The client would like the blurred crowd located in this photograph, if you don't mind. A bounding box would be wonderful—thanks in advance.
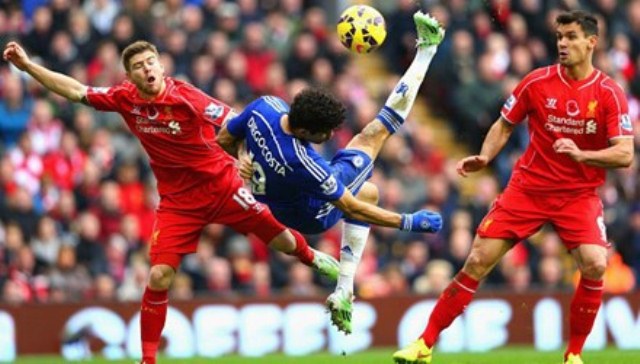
[0,0,638,305]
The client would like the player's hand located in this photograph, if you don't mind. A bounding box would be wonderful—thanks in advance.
[400,210,442,233]
[553,138,584,162]
[237,154,254,180]
[456,155,489,177]
[3,42,30,71]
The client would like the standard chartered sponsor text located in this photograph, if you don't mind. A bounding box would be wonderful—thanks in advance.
[545,123,585,134]
[547,114,585,126]
[545,114,587,134]
[136,125,174,134]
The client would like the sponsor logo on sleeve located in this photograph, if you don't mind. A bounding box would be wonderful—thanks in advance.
[504,95,516,111]
[91,87,110,94]
[621,114,632,131]
[352,155,364,168]
[320,175,338,195]
[205,103,224,119]
[479,218,493,233]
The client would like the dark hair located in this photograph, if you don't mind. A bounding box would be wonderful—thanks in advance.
[556,10,599,36]
[121,41,159,72]
[288,88,346,134]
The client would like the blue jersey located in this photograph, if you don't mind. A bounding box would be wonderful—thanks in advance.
[226,96,349,233]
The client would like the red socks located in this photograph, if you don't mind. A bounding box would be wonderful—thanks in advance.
[289,229,314,266]
[415,271,603,359]
[141,287,169,364]
[565,277,603,360]
[421,271,479,347]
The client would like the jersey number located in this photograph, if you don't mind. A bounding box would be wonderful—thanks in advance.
[250,162,267,195]
[233,187,257,210]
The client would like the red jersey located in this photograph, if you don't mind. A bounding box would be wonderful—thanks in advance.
[86,77,236,197]
[501,65,632,193]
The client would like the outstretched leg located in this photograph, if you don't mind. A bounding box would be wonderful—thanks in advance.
[393,237,512,364]
[220,191,341,282]
[346,11,445,160]
[326,11,445,336]
[270,228,340,282]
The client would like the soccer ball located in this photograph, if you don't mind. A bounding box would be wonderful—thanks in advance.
[337,5,386,54]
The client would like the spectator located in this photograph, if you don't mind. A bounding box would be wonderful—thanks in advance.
[0,74,32,149]
[117,254,148,301]
[31,216,63,268]
[182,5,208,54]
[284,262,322,297]
[92,273,116,301]
[240,22,276,93]
[82,0,120,36]
[453,53,505,151]
[413,259,454,295]
[538,256,565,291]
[111,14,138,53]
[28,98,63,155]
[284,31,318,80]
[205,257,235,297]
[21,6,53,59]
[8,134,43,196]
[599,247,636,294]
[2,187,40,241]
[48,245,92,301]
[400,240,429,285]
[92,181,122,243]
[251,262,272,297]
[68,9,99,63]
[49,31,78,74]
[169,272,194,301]
[42,130,86,191]
[74,212,108,277]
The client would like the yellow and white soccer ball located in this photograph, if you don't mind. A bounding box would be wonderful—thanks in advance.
[336,5,387,54]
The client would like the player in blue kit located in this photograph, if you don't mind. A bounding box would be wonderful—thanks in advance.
[217,11,445,334]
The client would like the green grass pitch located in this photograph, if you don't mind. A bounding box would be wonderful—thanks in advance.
[13,347,640,364]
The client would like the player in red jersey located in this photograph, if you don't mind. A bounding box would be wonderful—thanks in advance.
[393,10,634,364]
[3,40,339,364]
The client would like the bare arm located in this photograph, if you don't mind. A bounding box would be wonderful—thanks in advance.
[457,116,515,176]
[478,116,516,162]
[216,126,242,158]
[3,42,87,103]
[554,137,634,168]
[331,189,401,228]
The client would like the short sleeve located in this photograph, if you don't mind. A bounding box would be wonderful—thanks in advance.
[226,99,264,138]
[500,69,549,124]
[603,81,633,140]
[291,140,345,202]
[179,84,231,127]
[86,85,127,112]
[501,82,530,125]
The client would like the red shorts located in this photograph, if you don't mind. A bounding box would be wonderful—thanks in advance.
[477,185,609,250]
[149,180,286,268]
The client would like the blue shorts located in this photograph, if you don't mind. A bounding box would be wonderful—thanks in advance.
[272,149,373,234]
